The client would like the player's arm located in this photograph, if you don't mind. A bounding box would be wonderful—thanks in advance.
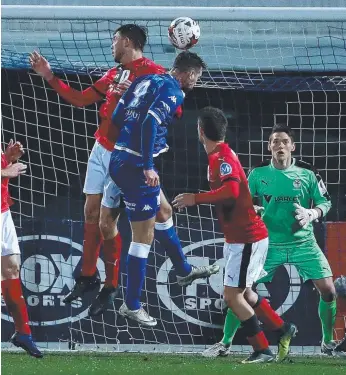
[309,168,331,217]
[173,158,241,208]
[247,168,264,214]
[294,167,331,228]
[142,82,183,171]
[29,51,105,107]
[1,163,27,179]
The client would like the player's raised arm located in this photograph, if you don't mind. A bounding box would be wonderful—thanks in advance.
[29,51,106,107]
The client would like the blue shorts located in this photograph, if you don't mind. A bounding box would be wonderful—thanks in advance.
[109,150,160,221]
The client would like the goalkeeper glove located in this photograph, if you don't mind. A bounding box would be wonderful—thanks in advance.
[253,205,264,215]
[293,203,319,228]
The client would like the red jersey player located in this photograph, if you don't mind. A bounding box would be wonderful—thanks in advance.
[29,24,166,316]
[173,107,295,363]
[1,141,42,357]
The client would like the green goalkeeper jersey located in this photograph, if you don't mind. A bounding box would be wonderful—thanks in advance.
[248,158,331,247]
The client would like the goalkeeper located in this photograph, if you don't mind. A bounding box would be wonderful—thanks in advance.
[203,124,345,359]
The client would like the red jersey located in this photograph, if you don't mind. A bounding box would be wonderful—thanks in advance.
[49,57,166,151]
[1,152,12,213]
[195,143,267,243]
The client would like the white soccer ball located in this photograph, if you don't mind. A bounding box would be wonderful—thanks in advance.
[168,17,200,50]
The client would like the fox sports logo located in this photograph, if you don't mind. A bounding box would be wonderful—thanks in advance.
[1,235,105,326]
[157,239,301,328]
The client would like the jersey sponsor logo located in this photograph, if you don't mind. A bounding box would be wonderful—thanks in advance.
[293,179,302,189]
[156,239,301,328]
[274,196,299,203]
[1,235,105,326]
[168,95,177,104]
[124,201,136,211]
[220,163,232,176]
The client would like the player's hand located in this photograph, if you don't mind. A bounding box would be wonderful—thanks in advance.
[293,203,319,229]
[113,79,132,95]
[5,139,24,163]
[253,205,264,214]
[29,51,54,81]
[144,169,160,187]
[172,193,196,210]
[3,163,27,178]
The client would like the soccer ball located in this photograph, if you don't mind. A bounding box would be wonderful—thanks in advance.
[168,17,200,50]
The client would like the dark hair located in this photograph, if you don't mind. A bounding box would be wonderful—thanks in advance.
[270,124,295,142]
[115,24,147,51]
[198,107,228,142]
[173,51,206,72]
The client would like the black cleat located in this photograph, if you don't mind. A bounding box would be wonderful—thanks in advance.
[333,334,346,357]
[11,332,43,358]
[242,349,275,364]
[63,273,100,304]
[88,286,120,316]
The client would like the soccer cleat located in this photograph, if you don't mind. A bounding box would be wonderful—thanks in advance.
[201,342,232,358]
[88,286,120,317]
[334,334,346,357]
[119,302,157,327]
[10,332,43,358]
[322,337,346,357]
[241,349,275,364]
[176,264,220,287]
[63,273,100,304]
[276,322,298,362]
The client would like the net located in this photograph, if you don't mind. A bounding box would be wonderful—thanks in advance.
[1,6,346,353]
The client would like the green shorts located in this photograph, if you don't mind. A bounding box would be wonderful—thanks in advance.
[257,241,333,283]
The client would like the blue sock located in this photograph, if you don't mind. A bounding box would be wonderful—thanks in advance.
[155,218,192,276]
[125,242,151,311]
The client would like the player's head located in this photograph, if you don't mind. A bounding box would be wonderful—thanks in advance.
[197,107,228,144]
[171,51,206,92]
[112,24,147,63]
[268,124,296,162]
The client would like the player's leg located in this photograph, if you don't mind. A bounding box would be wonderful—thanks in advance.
[64,143,108,304]
[88,177,123,316]
[289,242,344,356]
[223,240,274,364]
[110,156,160,327]
[155,190,219,285]
[1,211,42,358]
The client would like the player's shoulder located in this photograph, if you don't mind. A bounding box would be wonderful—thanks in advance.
[294,159,318,175]
[103,67,118,78]
[250,159,271,171]
[139,58,166,74]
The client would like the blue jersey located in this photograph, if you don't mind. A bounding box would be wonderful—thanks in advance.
[111,74,184,169]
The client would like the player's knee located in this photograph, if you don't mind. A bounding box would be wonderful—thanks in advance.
[320,289,336,302]
[2,262,20,280]
[315,278,336,302]
[84,204,100,224]
[99,209,119,239]
[156,203,172,223]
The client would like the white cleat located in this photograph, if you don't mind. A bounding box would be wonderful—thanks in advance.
[119,303,157,327]
[201,342,232,358]
[177,264,220,287]
[321,340,346,357]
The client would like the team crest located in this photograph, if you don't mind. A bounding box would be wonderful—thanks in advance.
[220,162,232,176]
[293,179,301,188]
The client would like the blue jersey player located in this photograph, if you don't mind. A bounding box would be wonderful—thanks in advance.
[109,52,219,326]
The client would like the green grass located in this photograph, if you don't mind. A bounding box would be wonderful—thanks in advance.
[1,352,345,375]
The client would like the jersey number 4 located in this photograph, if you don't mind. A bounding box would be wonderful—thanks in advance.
[130,80,151,107]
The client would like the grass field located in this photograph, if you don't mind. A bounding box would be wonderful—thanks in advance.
[1,352,345,375]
